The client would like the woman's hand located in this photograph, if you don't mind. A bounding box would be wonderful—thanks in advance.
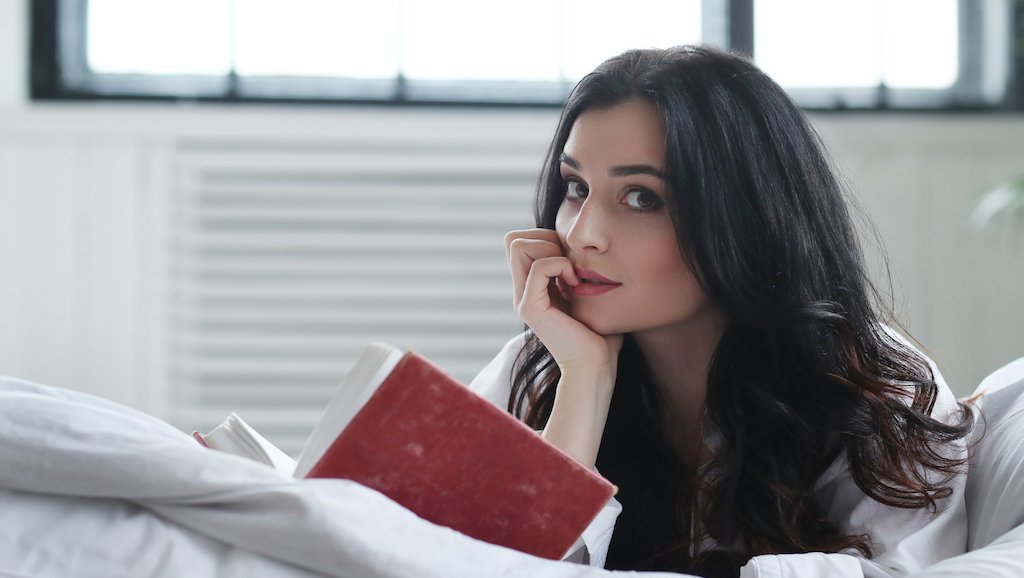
[504,228,623,468]
[504,228,622,371]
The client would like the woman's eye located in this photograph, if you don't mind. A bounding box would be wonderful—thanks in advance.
[565,180,589,200]
[623,189,664,211]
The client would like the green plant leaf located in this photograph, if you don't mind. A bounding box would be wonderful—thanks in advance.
[970,176,1024,230]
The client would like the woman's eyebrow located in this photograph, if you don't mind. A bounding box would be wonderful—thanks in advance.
[610,165,667,180]
[559,153,581,170]
[559,153,666,180]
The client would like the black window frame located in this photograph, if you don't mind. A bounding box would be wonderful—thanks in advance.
[30,0,1024,110]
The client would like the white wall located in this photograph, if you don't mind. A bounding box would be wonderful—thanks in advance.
[817,116,1024,395]
[0,0,1021,418]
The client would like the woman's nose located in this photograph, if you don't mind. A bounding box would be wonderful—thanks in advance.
[564,198,610,253]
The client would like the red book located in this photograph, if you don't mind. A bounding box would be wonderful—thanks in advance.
[198,343,616,560]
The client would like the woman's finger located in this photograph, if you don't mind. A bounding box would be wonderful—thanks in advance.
[504,228,560,259]
[507,237,565,304]
[517,256,578,323]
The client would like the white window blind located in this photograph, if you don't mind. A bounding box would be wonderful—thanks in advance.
[169,143,535,455]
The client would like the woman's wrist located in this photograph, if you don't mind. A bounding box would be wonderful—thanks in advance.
[555,363,617,401]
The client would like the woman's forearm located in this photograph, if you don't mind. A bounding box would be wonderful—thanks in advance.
[540,366,616,469]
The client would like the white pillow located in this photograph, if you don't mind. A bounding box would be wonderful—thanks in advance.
[965,357,1024,550]
[908,358,1024,577]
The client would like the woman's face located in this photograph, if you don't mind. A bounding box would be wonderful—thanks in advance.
[555,99,718,339]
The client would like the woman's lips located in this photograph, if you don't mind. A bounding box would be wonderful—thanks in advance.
[571,267,622,296]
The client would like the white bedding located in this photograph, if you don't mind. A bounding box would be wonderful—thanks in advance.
[1,363,1022,578]
[0,376,679,578]
[911,357,1024,577]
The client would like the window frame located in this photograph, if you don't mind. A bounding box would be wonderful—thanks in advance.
[29,0,1024,110]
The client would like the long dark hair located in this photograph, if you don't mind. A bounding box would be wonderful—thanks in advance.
[509,46,973,577]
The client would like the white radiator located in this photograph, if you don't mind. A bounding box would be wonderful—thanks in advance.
[168,143,538,455]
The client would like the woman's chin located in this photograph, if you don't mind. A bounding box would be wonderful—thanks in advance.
[570,308,622,337]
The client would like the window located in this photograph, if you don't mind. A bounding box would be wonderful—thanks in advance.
[31,0,1023,109]
[753,0,1016,109]
[36,0,704,104]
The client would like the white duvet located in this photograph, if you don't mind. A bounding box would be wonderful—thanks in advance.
[0,376,677,578]
[1,360,1022,578]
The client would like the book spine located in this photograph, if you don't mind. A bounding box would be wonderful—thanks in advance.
[192,431,210,448]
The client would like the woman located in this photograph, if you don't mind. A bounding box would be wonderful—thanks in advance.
[470,45,974,578]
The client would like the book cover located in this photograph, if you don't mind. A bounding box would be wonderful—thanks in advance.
[198,344,616,561]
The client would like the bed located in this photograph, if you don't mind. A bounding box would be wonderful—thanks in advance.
[1,358,1022,578]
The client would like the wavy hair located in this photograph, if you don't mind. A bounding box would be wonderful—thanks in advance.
[509,46,974,577]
